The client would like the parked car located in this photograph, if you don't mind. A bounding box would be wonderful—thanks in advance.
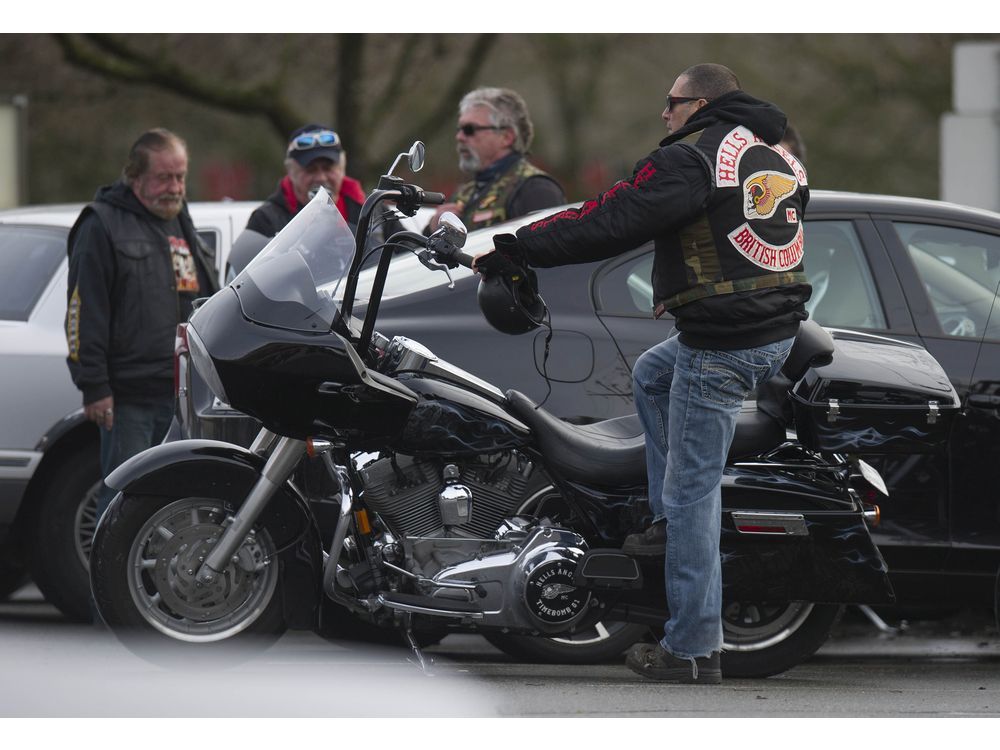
[178,190,1000,622]
[0,200,257,619]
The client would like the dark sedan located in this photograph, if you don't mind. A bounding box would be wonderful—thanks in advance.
[179,190,1000,619]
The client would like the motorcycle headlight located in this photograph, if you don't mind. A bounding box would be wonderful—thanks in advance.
[186,324,230,406]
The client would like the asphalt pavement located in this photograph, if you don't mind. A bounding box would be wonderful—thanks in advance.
[1,584,999,718]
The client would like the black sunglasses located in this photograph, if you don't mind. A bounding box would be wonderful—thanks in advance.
[457,123,505,137]
[665,95,709,112]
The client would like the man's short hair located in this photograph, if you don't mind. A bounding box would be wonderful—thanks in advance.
[459,87,534,153]
[680,64,741,99]
[122,128,186,182]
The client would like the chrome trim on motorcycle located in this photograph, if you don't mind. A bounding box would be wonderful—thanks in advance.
[376,594,485,620]
[731,511,808,536]
[196,436,305,584]
[322,456,355,599]
[380,559,482,594]
[249,427,278,457]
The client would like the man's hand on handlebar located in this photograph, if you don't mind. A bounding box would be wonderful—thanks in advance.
[473,234,527,275]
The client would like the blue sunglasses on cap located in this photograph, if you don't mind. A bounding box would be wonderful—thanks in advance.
[289,130,341,151]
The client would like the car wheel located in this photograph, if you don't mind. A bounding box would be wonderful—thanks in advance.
[0,555,29,601]
[721,601,843,678]
[25,444,101,622]
[484,621,652,664]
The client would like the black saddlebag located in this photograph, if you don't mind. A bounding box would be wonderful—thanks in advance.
[790,331,960,455]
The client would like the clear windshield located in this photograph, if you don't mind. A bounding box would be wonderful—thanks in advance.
[233,188,356,333]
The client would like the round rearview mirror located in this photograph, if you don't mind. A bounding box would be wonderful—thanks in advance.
[408,141,426,173]
[438,211,467,249]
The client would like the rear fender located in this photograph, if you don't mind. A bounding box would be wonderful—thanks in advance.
[101,439,323,629]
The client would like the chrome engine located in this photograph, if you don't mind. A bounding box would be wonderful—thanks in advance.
[354,451,598,634]
[356,450,537,539]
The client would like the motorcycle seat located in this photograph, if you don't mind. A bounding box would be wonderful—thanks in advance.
[505,390,787,487]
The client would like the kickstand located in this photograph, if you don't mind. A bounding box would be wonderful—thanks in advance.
[855,604,905,635]
[401,613,435,677]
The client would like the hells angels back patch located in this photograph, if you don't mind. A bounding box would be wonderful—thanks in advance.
[716,125,807,272]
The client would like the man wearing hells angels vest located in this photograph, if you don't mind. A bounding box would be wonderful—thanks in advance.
[483,64,811,684]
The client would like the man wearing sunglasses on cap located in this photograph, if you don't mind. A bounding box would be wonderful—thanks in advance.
[427,87,565,233]
[228,124,367,280]
[475,64,811,685]
[245,124,366,239]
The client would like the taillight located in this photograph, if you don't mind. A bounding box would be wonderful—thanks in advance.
[174,323,190,397]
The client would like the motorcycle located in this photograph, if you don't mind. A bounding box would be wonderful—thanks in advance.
[91,143,960,677]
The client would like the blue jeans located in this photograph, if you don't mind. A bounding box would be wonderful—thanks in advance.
[632,335,794,659]
[96,398,175,520]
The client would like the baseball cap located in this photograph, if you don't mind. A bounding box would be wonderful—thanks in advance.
[287,124,343,167]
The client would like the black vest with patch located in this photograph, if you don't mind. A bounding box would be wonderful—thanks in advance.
[654,123,809,312]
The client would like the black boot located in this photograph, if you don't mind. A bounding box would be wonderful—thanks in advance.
[626,643,722,684]
[622,520,666,556]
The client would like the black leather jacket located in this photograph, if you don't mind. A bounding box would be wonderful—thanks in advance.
[65,181,217,404]
[513,92,812,349]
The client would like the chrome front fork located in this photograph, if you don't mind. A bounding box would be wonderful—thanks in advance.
[195,429,305,585]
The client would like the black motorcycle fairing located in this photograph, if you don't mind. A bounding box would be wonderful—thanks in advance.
[393,376,532,456]
[190,289,415,442]
[100,439,324,629]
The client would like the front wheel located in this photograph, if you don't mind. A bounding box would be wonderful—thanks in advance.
[91,493,286,655]
[721,601,843,678]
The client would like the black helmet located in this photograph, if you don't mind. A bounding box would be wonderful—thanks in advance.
[477,271,546,335]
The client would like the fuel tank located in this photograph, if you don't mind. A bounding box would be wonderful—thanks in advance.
[391,375,532,456]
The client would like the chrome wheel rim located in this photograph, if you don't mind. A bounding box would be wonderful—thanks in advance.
[722,601,814,652]
[76,481,101,572]
[126,497,278,642]
[550,620,633,646]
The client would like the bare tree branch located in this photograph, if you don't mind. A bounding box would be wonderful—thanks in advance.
[398,34,500,149]
[369,35,423,126]
[53,34,304,137]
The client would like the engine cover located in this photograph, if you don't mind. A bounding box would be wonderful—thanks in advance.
[524,558,592,625]
[406,525,595,635]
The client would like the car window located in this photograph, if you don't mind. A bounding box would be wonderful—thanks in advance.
[0,225,66,321]
[802,221,886,330]
[594,244,655,317]
[894,222,1000,340]
[595,223,886,330]
[196,229,219,251]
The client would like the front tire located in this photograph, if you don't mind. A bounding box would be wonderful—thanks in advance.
[721,601,842,677]
[25,444,100,622]
[0,553,28,600]
[91,493,286,655]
